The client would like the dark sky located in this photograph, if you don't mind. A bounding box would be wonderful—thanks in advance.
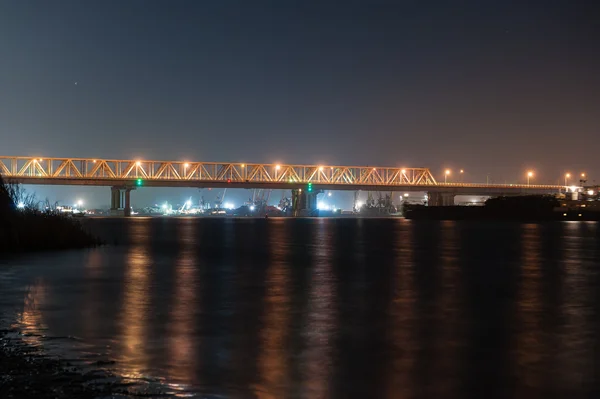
[1,0,599,205]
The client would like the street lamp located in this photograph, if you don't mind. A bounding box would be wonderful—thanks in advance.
[444,169,450,183]
[527,171,533,185]
[565,173,571,186]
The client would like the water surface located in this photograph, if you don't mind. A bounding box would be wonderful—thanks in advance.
[1,218,600,398]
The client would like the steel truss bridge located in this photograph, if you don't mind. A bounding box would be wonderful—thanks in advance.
[0,156,564,194]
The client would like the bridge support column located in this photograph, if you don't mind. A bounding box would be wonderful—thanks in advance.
[109,186,135,216]
[124,188,132,217]
[291,188,321,216]
[110,187,122,216]
[427,192,455,206]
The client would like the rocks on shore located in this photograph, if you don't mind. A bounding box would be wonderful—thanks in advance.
[0,330,165,399]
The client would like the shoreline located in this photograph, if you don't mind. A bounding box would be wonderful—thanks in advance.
[0,325,170,398]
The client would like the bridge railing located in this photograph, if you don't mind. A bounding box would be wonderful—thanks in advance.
[435,182,565,189]
[0,156,439,186]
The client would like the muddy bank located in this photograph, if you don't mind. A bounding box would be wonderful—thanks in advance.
[0,328,168,399]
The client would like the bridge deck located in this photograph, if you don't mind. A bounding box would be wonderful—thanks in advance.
[0,156,563,193]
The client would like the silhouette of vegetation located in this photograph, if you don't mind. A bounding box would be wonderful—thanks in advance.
[0,176,102,253]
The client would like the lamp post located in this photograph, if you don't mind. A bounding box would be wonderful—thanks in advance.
[527,171,533,185]
[565,173,570,186]
[444,169,450,183]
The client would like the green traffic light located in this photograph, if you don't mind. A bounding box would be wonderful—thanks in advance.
[136,178,143,186]
[307,182,313,192]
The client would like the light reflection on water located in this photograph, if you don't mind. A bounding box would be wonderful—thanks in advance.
[2,218,600,398]
[119,221,153,380]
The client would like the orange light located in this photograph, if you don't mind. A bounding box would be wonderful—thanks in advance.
[582,173,586,178]
[136,161,141,166]
[401,169,406,173]
[184,163,189,168]
[445,169,450,175]
[528,171,533,177]
[241,164,245,168]
[275,164,281,170]
[319,166,323,171]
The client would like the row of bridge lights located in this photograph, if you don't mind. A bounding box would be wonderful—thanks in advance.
[443,169,587,186]
[31,159,588,186]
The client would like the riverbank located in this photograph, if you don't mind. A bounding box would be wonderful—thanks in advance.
[0,328,113,398]
[0,327,168,398]
[0,177,104,253]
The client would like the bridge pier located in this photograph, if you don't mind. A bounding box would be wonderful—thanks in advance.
[109,186,134,216]
[427,192,455,206]
[291,188,321,216]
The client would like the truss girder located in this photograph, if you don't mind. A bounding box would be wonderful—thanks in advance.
[0,156,563,190]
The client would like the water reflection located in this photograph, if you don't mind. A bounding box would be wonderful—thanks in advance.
[558,222,595,390]
[119,220,153,380]
[13,279,47,348]
[387,220,416,398]
[256,220,290,398]
[3,219,600,398]
[434,221,462,395]
[167,219,199,386]
[514,224,544,393]
[302,220,335,398]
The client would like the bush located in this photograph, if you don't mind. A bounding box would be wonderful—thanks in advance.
[0,176,103,253]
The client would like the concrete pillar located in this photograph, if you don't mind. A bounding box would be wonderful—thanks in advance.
[291,188,320,216]
[110,187,121,211]
[110,186,135,216]
[427,192,455,206]
[124,188,132,217]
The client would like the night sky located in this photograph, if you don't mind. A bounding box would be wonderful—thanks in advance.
[1,1,598,207]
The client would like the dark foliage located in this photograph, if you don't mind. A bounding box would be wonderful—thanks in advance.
[0,176,102,253]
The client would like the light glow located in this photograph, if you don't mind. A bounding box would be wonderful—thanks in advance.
[317,201,330,211]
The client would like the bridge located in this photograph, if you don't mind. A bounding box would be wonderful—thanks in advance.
[1,156,565,215]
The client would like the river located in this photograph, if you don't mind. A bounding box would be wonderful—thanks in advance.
[1,218,600,398]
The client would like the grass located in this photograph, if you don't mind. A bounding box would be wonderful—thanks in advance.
[0,176,103,253]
